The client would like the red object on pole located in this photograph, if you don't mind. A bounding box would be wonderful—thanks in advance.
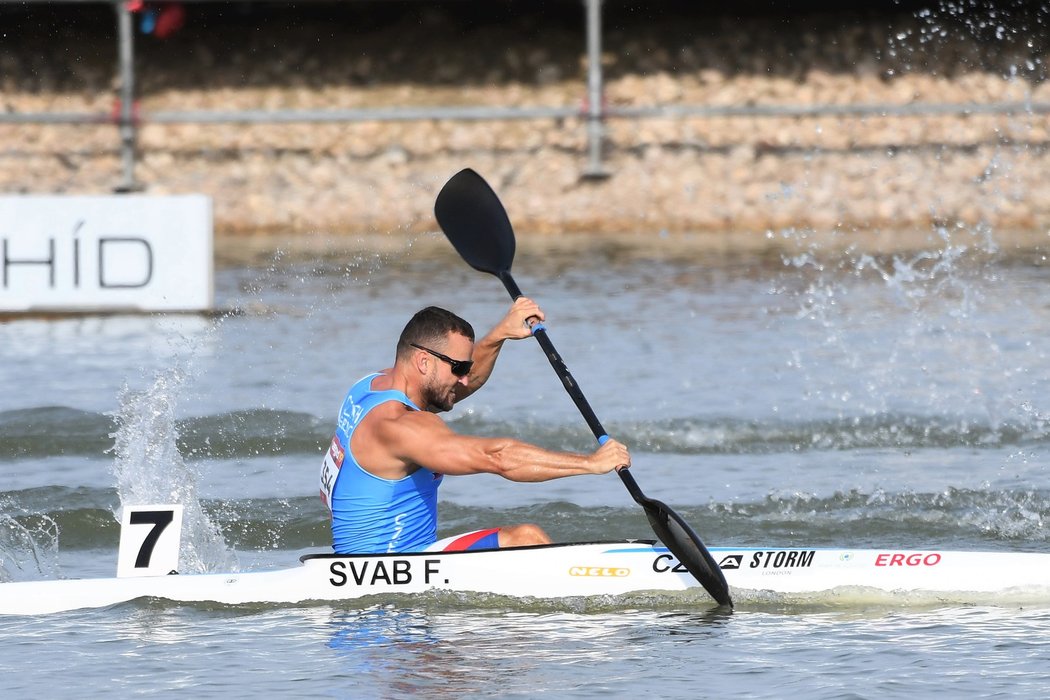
[110,99,142,125]
[154,4,186,39]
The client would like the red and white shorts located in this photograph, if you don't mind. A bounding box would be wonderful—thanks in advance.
[426,528,501,552]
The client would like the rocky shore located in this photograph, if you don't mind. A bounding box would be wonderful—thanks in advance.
[2,3,1049,256]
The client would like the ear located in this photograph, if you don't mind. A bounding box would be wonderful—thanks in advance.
[412,348,430,376]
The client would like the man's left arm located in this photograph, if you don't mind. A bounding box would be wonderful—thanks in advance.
[455,296,544,401]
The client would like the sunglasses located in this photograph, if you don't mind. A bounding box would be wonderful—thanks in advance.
[410,343,474,378]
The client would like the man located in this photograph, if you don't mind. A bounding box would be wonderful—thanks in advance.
[320,298,631,554]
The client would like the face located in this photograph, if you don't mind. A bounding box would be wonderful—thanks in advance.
[419,333,474,412]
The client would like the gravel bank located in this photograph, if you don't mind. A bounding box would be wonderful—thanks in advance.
[2,2,1048,254]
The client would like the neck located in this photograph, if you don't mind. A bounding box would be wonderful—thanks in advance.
[380,364,425,408]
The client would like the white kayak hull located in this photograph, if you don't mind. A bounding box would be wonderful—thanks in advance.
[3,541,1049,616]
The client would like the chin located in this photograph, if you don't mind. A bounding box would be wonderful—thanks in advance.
[424,392,455,413]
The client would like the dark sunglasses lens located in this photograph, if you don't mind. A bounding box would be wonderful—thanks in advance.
[413,343,472,377]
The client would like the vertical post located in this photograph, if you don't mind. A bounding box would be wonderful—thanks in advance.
[582,0,609,179]
[115,0,139,192]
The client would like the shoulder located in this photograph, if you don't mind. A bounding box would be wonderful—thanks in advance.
[362,401,444,436]
[360,403,457,466]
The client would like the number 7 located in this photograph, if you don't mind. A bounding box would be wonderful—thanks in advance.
[117,505,183,578]
[130,509,175,568]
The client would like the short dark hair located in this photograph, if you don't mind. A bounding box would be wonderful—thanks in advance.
[396,306,475,361]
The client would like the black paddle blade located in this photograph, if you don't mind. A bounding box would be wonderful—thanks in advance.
[434,169,516,276]
[642,498,733,607]
[434,166,732,608]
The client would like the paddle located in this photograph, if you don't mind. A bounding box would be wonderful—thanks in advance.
[434,168,733,608]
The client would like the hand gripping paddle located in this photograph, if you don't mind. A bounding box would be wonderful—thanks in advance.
[434,168,732,608]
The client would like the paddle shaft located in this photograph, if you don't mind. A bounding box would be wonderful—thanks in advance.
[434,168,732,606]
[498,270,646,502]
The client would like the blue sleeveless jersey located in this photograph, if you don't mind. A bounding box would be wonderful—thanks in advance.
[319,373,443,553]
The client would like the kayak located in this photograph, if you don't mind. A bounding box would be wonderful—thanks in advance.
[3,505,1047,615]
[3,541,1050,615]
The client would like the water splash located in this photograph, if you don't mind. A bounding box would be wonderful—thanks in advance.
[109,368,238,574]
[775,220,1047,434]
[885,1,1047,82]
[0,496,60,583]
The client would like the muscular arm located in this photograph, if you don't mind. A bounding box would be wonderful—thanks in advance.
[455,297,545,401]
[377,409,630,482]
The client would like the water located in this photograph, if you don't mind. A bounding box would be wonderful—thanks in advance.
[1,222,1049,696]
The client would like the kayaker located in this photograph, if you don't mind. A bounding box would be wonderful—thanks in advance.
[320,300,631,554]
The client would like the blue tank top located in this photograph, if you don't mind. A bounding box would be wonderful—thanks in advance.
[319,373,443,553]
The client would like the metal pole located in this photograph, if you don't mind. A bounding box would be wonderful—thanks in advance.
[115,0,139,192]
[582,0,609,179]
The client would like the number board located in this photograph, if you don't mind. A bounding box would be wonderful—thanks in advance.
[116,505,184,578]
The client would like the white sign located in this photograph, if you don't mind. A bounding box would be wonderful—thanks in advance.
[116,504,184,578]
[0,195,213,312]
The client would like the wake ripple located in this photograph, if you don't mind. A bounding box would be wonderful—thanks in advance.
[2,406,1048,457]
[2,487,1047,554]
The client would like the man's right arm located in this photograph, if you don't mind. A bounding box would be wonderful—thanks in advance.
[378,410,631,483]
